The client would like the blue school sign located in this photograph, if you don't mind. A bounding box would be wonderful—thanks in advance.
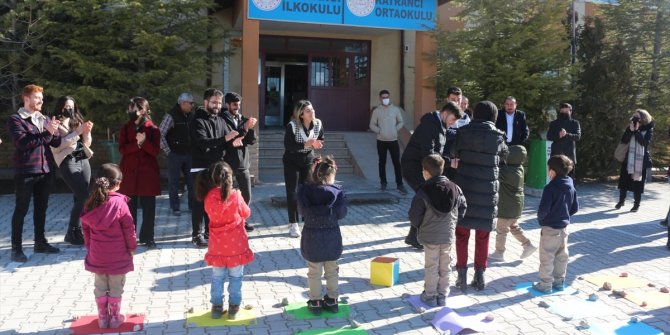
[248,0,436,31]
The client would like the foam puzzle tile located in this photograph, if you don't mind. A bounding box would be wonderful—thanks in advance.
[588,320,663,335]
[583,275,647,290]
[624,290,670,309]
[514,282,578,297]
[431,307,501,334]
[546,298,615,319]
[186,308,256,326]
[284,301,351,320]
[69,314,144,334]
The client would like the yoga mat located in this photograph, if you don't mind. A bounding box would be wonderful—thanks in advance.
[546,298,615,319]
[583,275,647,290]
[284,301,351,320]
[69,314,144,334]
[296,327,368,334]
[186,308,256,326]
[430,307,501,334]
[588,321,663,335]
[624,291,670,309]
[514,282,578,297]
[406,294,472,310]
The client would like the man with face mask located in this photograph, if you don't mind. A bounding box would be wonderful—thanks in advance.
[547,103,581,177]
[189,88,239,247]
[369,89,406,193]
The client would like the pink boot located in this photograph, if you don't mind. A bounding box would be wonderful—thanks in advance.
[107,296,126,328]
[95,296,109,328]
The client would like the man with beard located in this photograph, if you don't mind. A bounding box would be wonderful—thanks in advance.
[547,103,581,177]
[189,88,240,247]
[7,84,62,262]
[222,92,258,232]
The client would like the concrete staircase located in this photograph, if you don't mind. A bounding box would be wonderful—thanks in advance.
[258,130,357,181]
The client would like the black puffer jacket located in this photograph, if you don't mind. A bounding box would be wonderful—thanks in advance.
[452,121,508,231]
[297,183,347,262]
[401,111,447,165]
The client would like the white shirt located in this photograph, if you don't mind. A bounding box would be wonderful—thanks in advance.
[505,112,515,143]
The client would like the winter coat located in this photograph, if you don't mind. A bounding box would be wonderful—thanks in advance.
[495,110,529,146]
[222,111,257,171]
[118,120,161,196]
[369,104,404,141]
[547,115,581,165]
[401,111,448,167]
[190,107,232,169]
[538,176,578,229]
[50,121,92,167]
[452,121,508,231]
[409,175,466,246]
[297,183,347,263]
[81,192,137,275]
[498,145,526,219]
[618,122,654,194]
[204,188,254,268]
[7,108,62,175]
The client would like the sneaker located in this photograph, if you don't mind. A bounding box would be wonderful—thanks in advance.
[488,251,505,262]
[630,205,639,212]
[552,281,565,291]
[211,305,224,319]
[307,299,322,315]
[436,293,447,307]
[245,223,255,232]
[380,183,387,191]
[397,185,408,195]
[520,244,538,259]
[34,242,60,254]
[532,282,552,294]
[11,249,27,263]
[288,223,301,238]
[404,236,424,250]
[323,295,339,313]
[228,304,240,320]
[420,291,437,307]
[192,235,208,248]
[172,209,181,216]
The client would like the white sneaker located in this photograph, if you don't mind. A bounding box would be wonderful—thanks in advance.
[520,244,538,259]
[488,251,505,262]
[288,223,301,238]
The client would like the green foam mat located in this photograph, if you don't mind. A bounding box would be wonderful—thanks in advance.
[284,301,351,320]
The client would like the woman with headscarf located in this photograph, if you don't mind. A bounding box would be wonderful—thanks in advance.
[615,109,654,213]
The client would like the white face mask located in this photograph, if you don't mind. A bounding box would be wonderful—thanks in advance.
[382,98,390,106]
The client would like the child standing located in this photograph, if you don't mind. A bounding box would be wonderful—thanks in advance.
[196,161,254,320]
[489,145,537,262]
[297,156,347,315]
[81,163,137,329]
[409,154,466,307]
[533,155,579,293]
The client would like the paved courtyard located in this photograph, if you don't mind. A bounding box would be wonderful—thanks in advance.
[0,174,668,334]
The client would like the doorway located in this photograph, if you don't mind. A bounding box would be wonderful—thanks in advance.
[263,62,308,127]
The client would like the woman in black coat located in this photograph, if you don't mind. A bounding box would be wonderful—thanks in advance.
[615,109,654,212]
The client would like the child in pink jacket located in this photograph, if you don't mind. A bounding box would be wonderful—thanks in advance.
[81,163,137,329]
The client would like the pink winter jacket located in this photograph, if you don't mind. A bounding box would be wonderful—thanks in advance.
[81,192,137,275]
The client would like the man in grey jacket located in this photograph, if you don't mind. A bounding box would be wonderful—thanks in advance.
[369,89,407,194]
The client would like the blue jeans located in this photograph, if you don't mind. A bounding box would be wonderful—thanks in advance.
[167,152,194,211]
[211,265,244,306]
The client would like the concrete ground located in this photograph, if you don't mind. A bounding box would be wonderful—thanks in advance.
[1,133,669,334]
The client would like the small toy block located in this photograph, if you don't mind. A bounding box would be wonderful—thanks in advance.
[370,256,399,287]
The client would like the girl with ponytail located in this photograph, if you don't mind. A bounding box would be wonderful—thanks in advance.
[80,163,137,329]
[195,161,254,320]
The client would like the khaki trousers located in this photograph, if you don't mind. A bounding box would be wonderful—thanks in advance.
[423,243,452,296]
[307,260,339,300]
[495,218,531,253]
[538,226,569,287]
[93,274,126,298]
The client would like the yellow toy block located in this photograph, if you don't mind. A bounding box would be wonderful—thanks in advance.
[370,256,399,287]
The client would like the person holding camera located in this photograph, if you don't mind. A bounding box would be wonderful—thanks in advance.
[119,97,161,248]
[615,109,655,212]
[50,96,94,246]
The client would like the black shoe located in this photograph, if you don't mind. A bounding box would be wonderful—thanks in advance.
[404,236,423,250]
[397,185,408,195]
[630,205,639,212]
[34,242,60,254]
[245,223,254,232]
[615,201,624,209]
[470,268,486,291]
[455,268,468,293]
[380,183,387,191]
[307,299,322,315]
[660,220,668,227]
[228,304,240,320]
[11,249,27,263]
[323,295,339,313]
[192,235,208,248]
[211,305,223,319]
[144,241,158,249]
[64,227,85,246]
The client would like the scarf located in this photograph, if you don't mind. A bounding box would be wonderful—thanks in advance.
[626,130,646,181]
[289,119,321,153]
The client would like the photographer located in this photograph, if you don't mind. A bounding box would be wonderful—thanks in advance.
[50,96,94,246]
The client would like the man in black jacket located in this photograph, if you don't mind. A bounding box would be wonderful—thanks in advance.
[189,88,239,247]
[400,101,463,249]
[547,103,581,177]
[495,96,529,146]
[222,92,258,232]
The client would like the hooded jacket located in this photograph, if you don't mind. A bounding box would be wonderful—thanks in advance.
[401,111,447,165]
[537,176,578,229]
[204,188,254,268]
[297,183,347,263]
[81,192,137,275]
[409,175,467,246]
[498,145,527,219]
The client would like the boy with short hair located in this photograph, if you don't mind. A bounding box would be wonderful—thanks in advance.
[533,155,579,293]
[409,154,467,306]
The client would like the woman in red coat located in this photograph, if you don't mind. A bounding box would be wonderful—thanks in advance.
[119,97,161,248]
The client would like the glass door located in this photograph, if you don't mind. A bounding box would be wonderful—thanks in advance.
[264,64,283,127]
